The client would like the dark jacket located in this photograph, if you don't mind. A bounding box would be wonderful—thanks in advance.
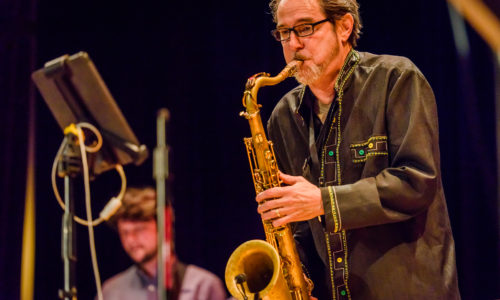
[267,51,460,300]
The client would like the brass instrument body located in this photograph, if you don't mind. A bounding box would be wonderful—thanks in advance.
[226,61,311,300]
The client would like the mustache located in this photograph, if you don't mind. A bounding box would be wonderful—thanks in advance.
[293,53,308,61]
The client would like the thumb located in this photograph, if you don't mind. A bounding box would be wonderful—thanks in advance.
[279,172,303,185]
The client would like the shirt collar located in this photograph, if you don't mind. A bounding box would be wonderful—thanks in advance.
[334,49,360,96]
[135,265,157,287]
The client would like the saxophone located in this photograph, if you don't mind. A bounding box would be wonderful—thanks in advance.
[225,60,312,300]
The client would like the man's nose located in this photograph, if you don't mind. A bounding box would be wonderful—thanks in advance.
[287,31,304,50]
[122,232,138,243]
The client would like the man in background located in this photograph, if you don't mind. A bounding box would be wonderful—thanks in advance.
[101,186,227,300]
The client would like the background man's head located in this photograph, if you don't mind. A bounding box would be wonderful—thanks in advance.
[270,0,362,47]
[109,186,159,265]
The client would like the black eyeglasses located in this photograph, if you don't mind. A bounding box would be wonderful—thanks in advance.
[271,18,329,42]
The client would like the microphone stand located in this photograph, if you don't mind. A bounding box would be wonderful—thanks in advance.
[154,109,170,300]
[58,130,81,300]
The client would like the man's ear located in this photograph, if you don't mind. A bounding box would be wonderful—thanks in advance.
[337,13,354,43]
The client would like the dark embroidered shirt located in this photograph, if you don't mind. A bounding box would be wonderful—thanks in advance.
[267,51,460,300]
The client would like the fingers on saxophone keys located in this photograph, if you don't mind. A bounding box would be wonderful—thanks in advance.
[256,187,281,203]
[260,206,283,221]
[257,201,276,214]
[257,204,266,216]
[255,192,266,204]
[272,213,288,227]
[273,211,296,227]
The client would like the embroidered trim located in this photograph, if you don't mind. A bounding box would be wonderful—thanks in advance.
[334,50,360,186]
[320,118,337,181]
[334,50,359,93]
[341,230,351,299]
[350,136,388,163]
[327,186,340,232]
[350,136,387,147]
[324,141,337,166]
[325,233,336,300]
[327,231,350,300]
[332,186,342,231]
[320,49,358,300]
[335,102,343,185]
[352,152,389,163]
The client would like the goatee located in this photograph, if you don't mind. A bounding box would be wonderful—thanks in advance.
[294,62,322,85]
[292,53,322,85]
[139,248,158,265]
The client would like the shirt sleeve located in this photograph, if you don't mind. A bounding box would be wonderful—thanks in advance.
[322,67,442,233]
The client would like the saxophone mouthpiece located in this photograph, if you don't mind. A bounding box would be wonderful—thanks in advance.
[286,60,303,76]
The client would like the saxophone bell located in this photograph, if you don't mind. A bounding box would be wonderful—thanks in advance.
[225,240,293,300]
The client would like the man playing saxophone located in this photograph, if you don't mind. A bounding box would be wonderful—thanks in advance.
[255,0,461,299]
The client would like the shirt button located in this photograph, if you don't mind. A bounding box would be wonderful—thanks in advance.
[147,284,155,292]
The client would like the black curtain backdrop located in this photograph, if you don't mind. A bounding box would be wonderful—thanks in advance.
[1,0,499,299]
[0,0,37,298]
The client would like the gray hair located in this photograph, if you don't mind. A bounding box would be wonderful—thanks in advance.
[269,0,362,47]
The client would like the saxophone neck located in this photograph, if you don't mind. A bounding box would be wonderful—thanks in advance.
[242,60,302,115]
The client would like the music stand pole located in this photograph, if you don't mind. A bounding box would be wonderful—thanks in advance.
[58,131,81,300]
[154,109,170,300]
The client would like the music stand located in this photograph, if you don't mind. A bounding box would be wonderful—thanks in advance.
[32,51,149,299]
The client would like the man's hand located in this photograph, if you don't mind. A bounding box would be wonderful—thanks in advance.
[256,172,324,227]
